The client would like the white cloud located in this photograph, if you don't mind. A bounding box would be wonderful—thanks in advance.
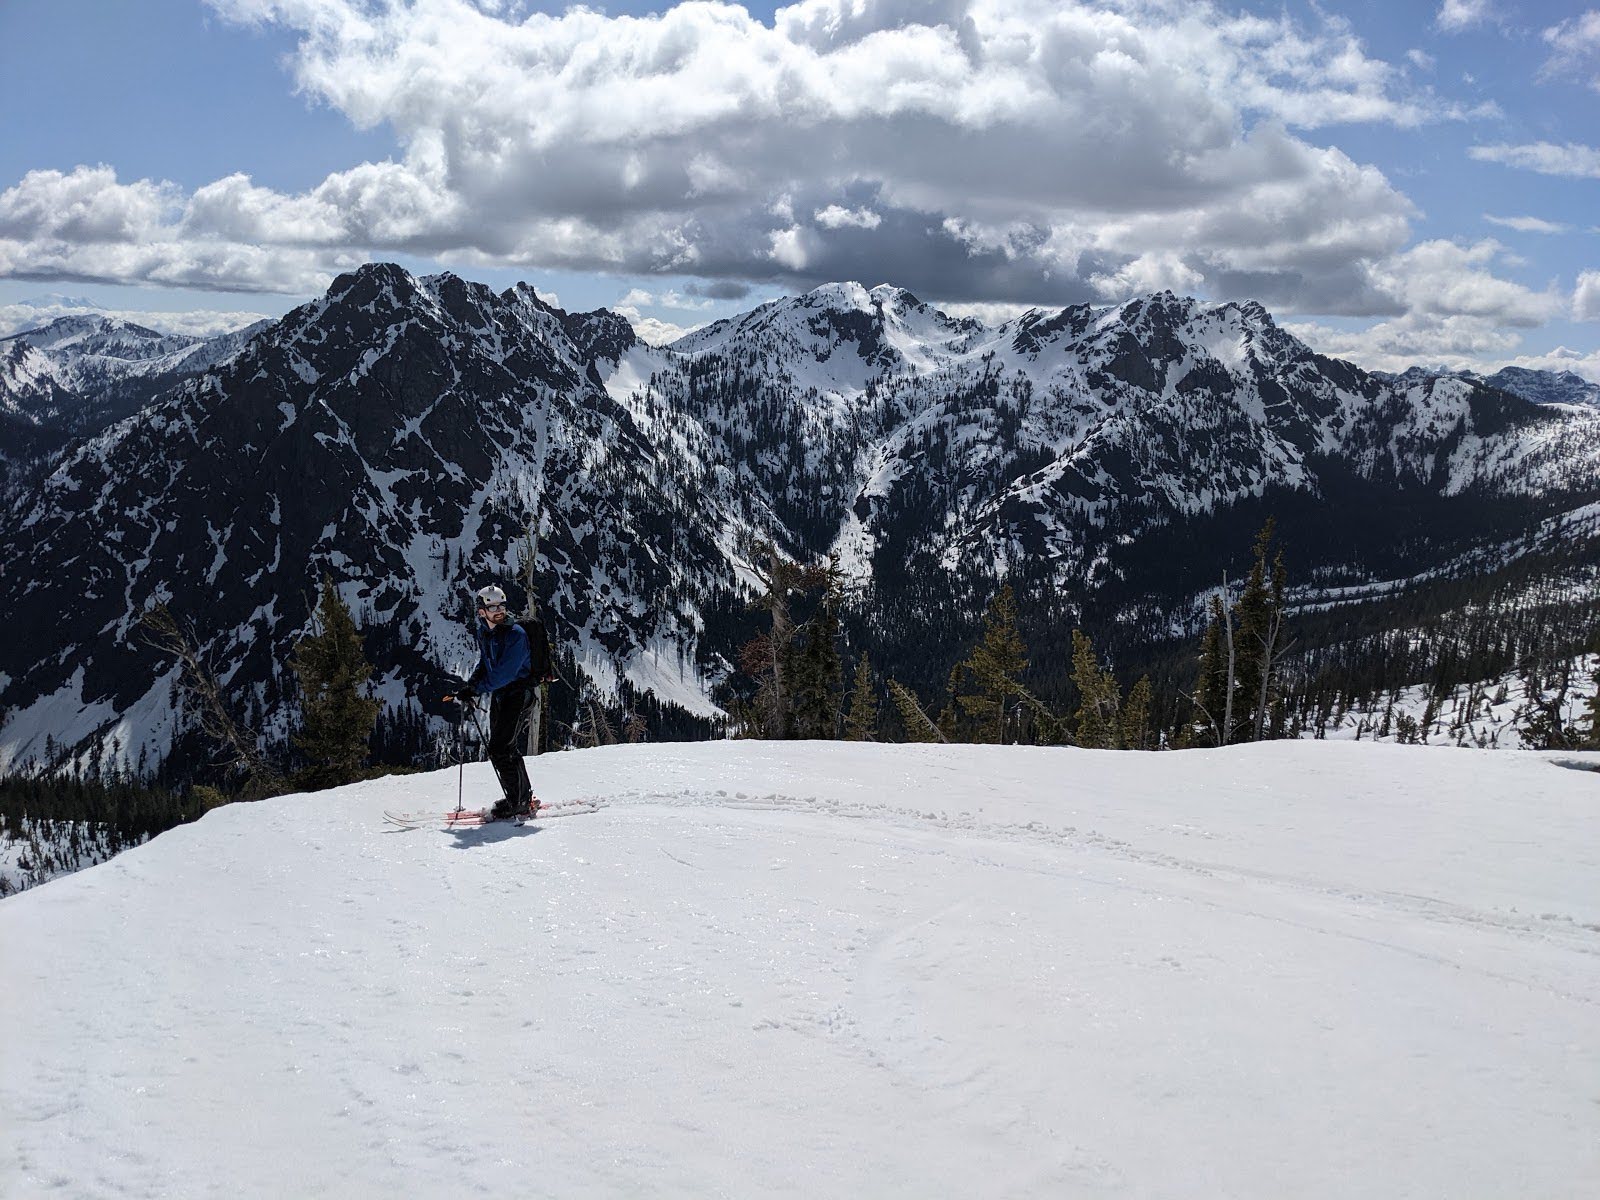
[1575,270,1600,321]
[629,316,703,346]
[0,166,360,294]
[1541,10,1600,88]
[1483,214,1570,234]
[1365,239,1561,327]
[768,227,810,272]
[1089,251,1205,301]
[609,296,703,346]
[0,0,1543,354]
[933,298,1036,324]
[814,205,882,230]
[0,299,273,340]
[1285,313,1514,373]
[1287,314,1600,382]
[1469,141,1600,178]
[1436,1,1496,33]
[1281,239,1566,373]
[1496,345,1600,383]
[616,287,714,312]
[1406,49,1436,71]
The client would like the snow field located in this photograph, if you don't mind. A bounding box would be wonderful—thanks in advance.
[2,740,1598,1198]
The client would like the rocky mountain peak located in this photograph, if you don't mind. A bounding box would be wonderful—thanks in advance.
[3,265,1599,780]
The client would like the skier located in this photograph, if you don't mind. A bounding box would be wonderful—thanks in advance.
[444,583,546,821]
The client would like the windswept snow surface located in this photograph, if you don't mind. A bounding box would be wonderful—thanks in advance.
[3,741,1598,1198]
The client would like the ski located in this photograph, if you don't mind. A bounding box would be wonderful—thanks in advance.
[382,799,600,830]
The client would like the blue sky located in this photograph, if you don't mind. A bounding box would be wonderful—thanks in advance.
[2,0,1598,375]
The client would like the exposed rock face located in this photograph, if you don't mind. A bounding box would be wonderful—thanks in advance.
[4,266,1598,774]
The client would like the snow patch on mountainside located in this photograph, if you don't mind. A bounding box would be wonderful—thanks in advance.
[1321,654,1599,749]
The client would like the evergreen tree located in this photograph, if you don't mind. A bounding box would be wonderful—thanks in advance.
[1586,662,1600,749]
[936,664,964,743]
[789,557,845,739]
[1190,521,1292,746]
[954,585,1029,743]
[844,654,880,741]
[290,574,380,790]
[1070,629,1121,749]
[740,542,808,738]
[1121,674,1154,751]
[1191,590,1235,747]
[1233,519,1290,743]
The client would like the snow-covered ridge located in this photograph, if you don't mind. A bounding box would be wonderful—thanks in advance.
[3,741,1597,1197]
[0,263,762,776]
[4,263,1600,776]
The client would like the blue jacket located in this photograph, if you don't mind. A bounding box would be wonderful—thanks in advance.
[466,619,532,696]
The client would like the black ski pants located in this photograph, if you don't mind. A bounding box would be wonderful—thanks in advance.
[485,684,535,806]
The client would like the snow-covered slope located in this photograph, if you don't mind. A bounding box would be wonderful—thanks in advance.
[0,339,78,490]
[1317,653,1599,749]
[3,741,1597,1197]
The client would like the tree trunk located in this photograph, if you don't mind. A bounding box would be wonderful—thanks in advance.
[1252,610,1280,742]
[1220,577,1236,747]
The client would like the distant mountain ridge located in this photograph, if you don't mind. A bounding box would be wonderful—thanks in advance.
[3,264,1598,777]
[1381,363,1600,409]
[0,314,271,495]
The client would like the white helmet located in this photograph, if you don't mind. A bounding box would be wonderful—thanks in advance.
[475,583,508,608]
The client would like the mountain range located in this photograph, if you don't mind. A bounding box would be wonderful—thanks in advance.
[3,263,1598,777]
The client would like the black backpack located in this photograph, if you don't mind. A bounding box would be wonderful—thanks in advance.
[517,615,553,684]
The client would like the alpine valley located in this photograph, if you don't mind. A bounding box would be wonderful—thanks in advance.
[3,262,1599,777]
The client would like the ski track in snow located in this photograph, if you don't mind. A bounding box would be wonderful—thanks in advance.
[3,741,1598,1198]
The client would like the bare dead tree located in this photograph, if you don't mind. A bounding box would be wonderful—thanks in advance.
[138,602,279,795]
[887,679,949,744]
[587,698,617,747]
[516,517,544,758]
[1220,577,1237,745]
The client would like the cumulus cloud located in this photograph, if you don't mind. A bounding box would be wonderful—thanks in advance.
[1575,270,1600,321]
[616,287,715,311]
[1286,312,1521,374]
[1289,316,1600,383]
[814,205,883,230]
[1089,252,1206,301]
[609,293,705,345]
[1496,345,1600,383]
[0,166,361,294]
[1469,141,1600,178]
[1284,239,1566,373]
[1365,239,1561,327]
[0,0,1493,314]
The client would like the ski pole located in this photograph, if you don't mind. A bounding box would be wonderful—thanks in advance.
[455,701,467,817]
[442,690,480,816]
